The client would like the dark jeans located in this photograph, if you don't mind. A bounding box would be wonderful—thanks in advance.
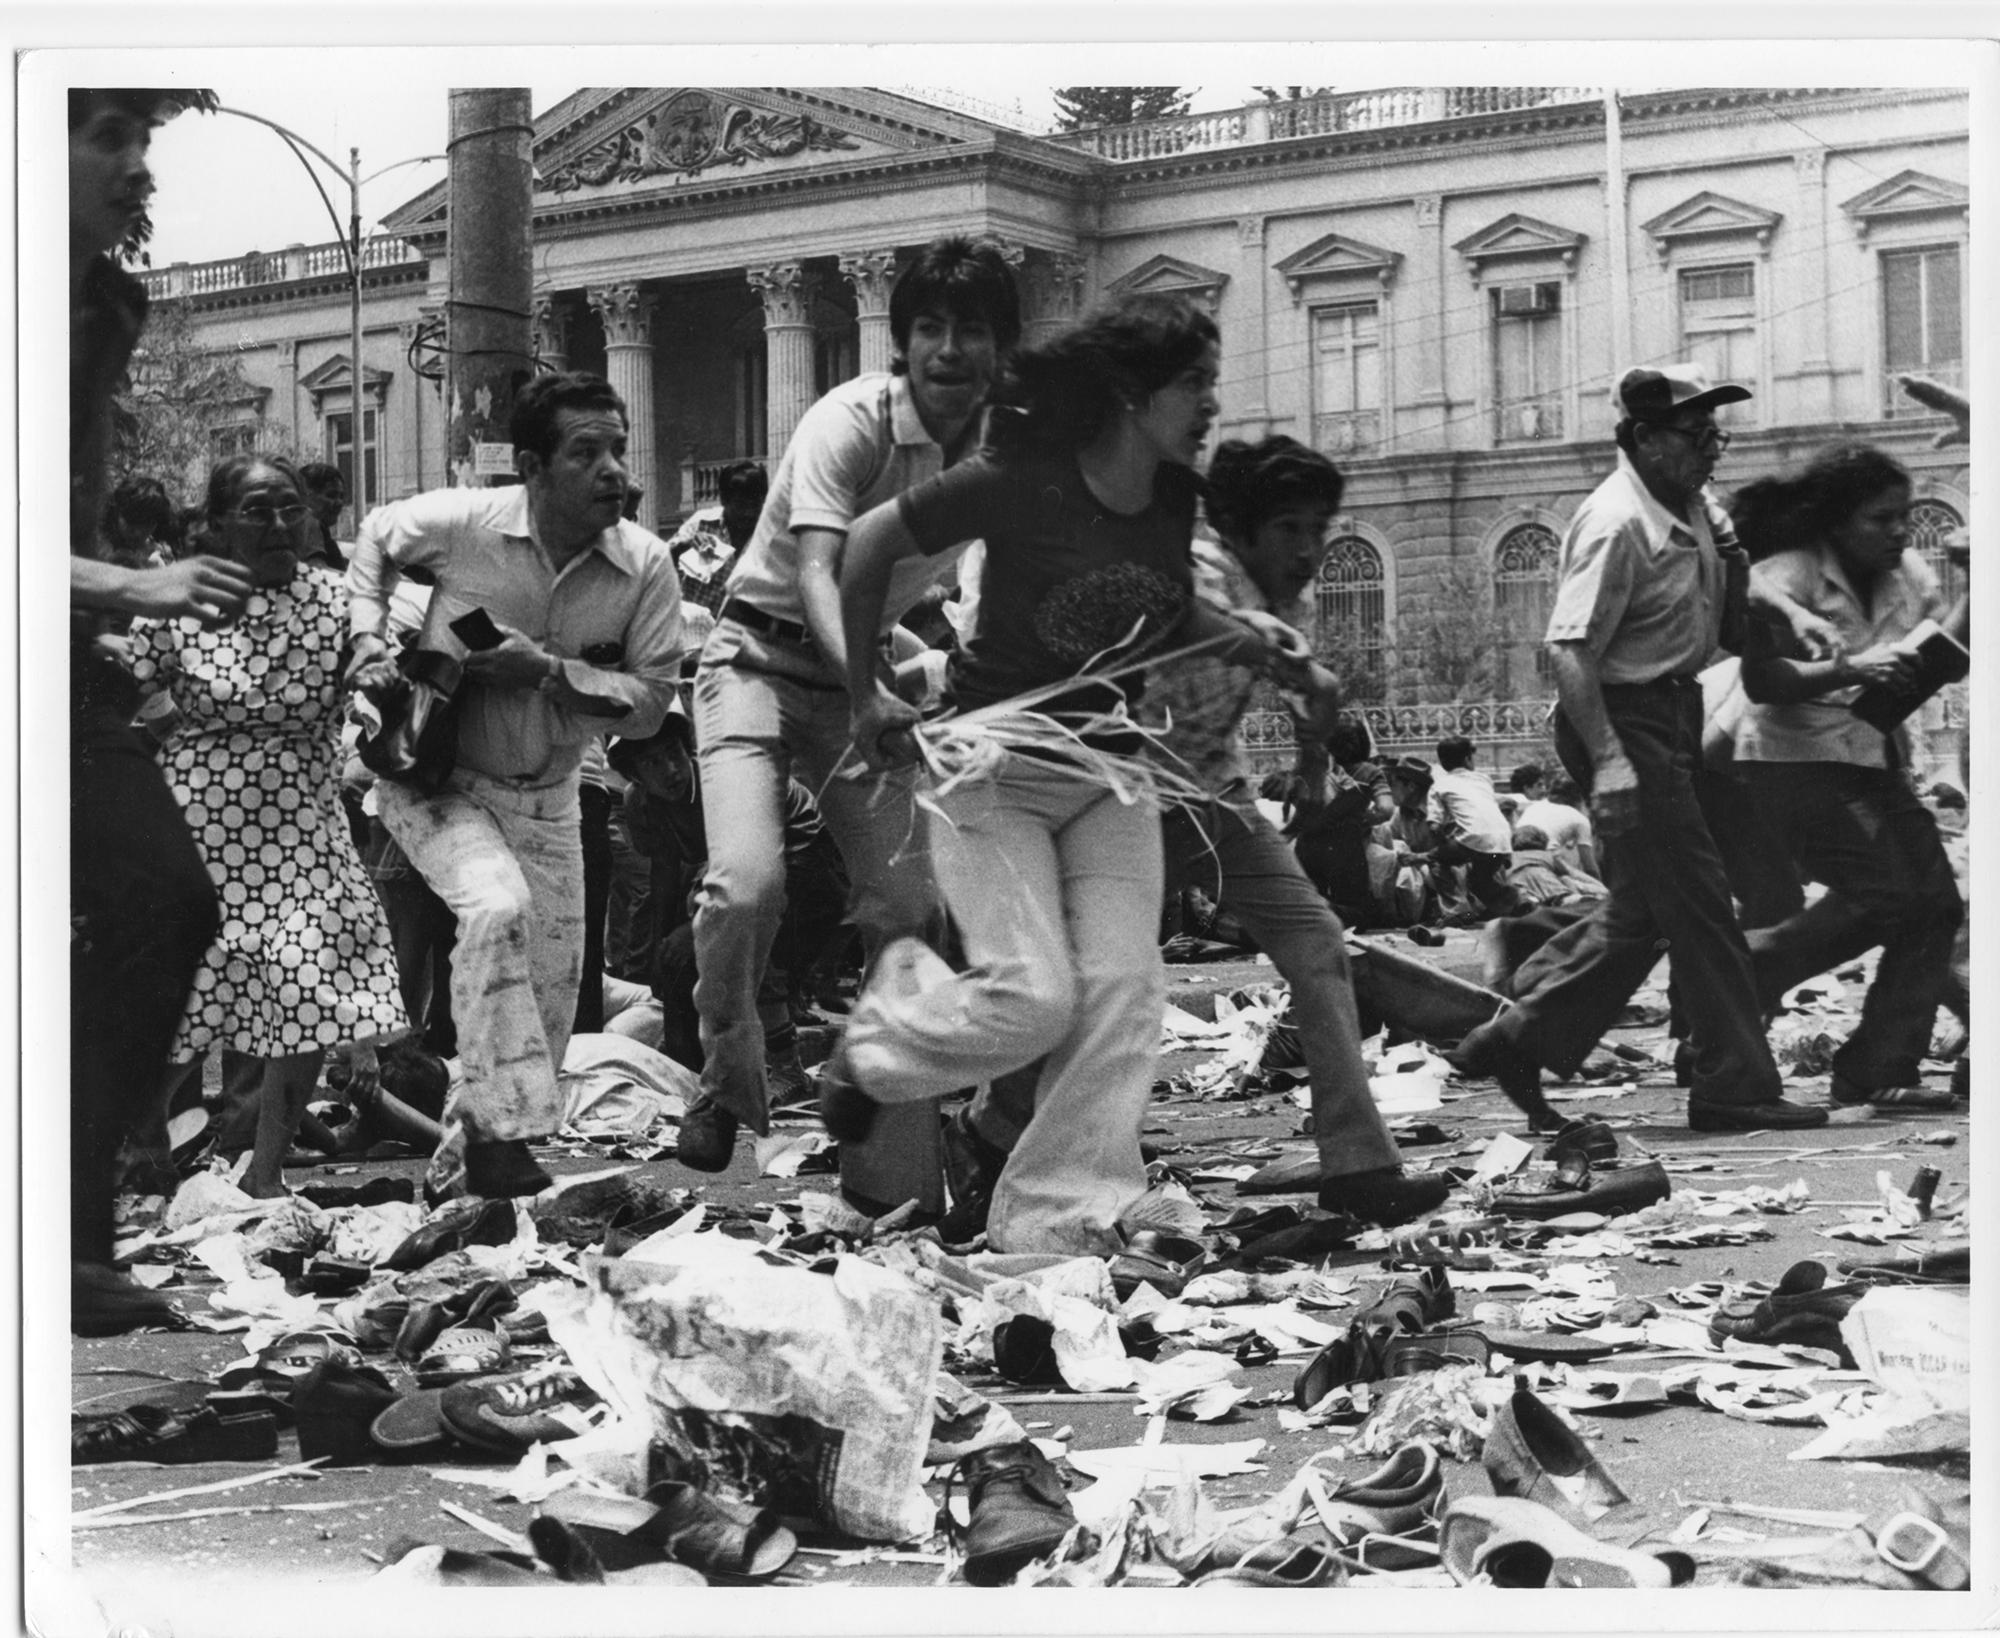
[1740,761,1961,1089]
[575,781,613,1033]
[1496,681,1782,1105]
[72,712,219,1263]
[1436,837,1528,918]
[364,817,457,1057]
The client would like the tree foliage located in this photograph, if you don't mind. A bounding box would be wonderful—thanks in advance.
[111,297,301,504]
[1051,87,1194,130]
[1400,558,1501,703]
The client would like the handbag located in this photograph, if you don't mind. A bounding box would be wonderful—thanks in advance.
[356,647,463,795]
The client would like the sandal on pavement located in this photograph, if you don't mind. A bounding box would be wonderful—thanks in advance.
[644,1480,798,1580]
[1440,1495,1693,1587]
[1190,1541,1346,1587]
[72,1403,278,1466]
[217,1330,361,1392]
[1380,1330,1493,1377]
[1108,1231,1207,1299]
[1355,1266,1455,1334]
[1326,1442,1443,1512]
[1829,1075,1957,1113]
[1293,1320,1387,1409]
[1387,1218,1504,1269]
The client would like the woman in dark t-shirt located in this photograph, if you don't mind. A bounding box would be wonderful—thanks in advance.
[823,295,1310,1255]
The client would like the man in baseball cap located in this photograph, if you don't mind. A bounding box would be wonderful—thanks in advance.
[1444,360,1830,1137]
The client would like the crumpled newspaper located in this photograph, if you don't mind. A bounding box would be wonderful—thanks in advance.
[1290,1364,1501,1459]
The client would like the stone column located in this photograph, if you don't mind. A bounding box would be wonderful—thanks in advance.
[839,249,900,375]
[1792,148,1835,424]
[588,283,658,529]
[275,340,301,451]
[1021,252,1088,348]
[748,262,818,460]
[1233,218,1269,434]
[533,292,573,375]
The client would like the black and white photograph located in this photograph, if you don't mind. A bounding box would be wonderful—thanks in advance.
[20,18,1992,1636]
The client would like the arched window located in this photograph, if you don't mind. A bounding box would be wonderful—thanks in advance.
[1315,535,1387,701]
[1493,523,1560,696]
[1909,498,1966,608]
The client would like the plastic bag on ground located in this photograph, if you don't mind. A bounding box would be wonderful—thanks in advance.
[567,1249,942,1543]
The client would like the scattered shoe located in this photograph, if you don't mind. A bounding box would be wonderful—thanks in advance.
[1829,1074,1957,1113]
[1108,1231,1206,1299]
[217,1329,362,1392]
[72,1403,278,1466]
[463,1137,554,1199]
[292,1357,399,1467]
[1481,1385,1627,1523]
[438,1369,599,1455]
[763,1039,813,1106]
[1316,1166,1453,1227]
[1686,1097,1828,1132]
[382,1196,517,1272]
[939,1105,1006,1242]
[1440,1495,1693,1587]
[1707,1260,1866,1363]
[674,1099,739,1174]
[1490,1158,1671,1222]
[643,1479,799,1580]
[370,1387,453,1452]
[71,1263,190,1338]
[1836,1240,1970,1285]
[416,1323,513,1389]
[952,1439,1085,1587]
[1380,1329,1493,1377]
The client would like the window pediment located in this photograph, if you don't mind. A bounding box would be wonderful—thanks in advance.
[1841,170,1969,240]
[1275,232,1401,300]
[299,354,392,407]
[1452,212,1585,281]
[1104,253,1228,312]
[1641,191,1782,263]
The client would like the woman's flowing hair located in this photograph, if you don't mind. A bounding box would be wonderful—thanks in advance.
[990,292,1219,456]
[1728,442,1910,561]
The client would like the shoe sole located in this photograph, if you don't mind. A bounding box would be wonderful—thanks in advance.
[1687,1105,1830,1132]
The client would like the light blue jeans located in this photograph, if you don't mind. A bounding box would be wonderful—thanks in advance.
[690,620,944,1210]
[842,753,1165,1255]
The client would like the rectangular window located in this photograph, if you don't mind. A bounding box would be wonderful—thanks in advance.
[210,422,258,460]
[1493,283,1562,441]
[1311,302,1381,455]
[325,406,380,507]
[1883,245,1962,413]
[1679,264,1757,426]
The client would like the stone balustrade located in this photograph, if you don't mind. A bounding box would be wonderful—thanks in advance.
[140,235,423,301]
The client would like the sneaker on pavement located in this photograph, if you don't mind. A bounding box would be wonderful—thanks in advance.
[439,1370,599,1455]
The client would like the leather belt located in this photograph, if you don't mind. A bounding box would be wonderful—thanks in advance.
[720,598,811,646]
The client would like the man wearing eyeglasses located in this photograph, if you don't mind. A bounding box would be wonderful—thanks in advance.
[1448,365,1828,1134]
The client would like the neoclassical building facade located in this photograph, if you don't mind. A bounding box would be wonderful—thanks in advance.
[143,84,1970,766]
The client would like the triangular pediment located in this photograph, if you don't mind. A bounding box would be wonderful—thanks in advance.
[1274,231,1401,296]
[383,87,1004,233]
[1104,253,1229,303]
[298,354,392,400]
[1840,169,1969,227]
[1642,190,1783,249]
[1452,212,1586,268]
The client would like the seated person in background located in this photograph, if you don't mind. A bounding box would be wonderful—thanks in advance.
[666,460,769,615]
[104,474,183,570]
[1282,717,1394,929]
[1518,769,1600,878]
[1426,736,1527,919]
[296,461,350,569]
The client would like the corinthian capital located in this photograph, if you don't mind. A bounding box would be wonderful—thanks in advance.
[587,283,656,346]
[747,262,817,327]
[838,249,902,317]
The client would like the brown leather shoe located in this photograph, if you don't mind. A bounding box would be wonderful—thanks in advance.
[954,1439,1084,1585]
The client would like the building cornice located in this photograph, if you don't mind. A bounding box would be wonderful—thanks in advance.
[150,262,430,319]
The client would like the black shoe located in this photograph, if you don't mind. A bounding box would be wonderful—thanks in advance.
[818,1050,881,1145]
[953,1439,1084,1586]
[1708,1260,1866,1363]
[1315,1166,1453,1227]
[1687,1097,1829,1132]
[382,1197,518,1273]
[939,1107,1006,1241]
[292,1357,400,1467]
[674,1100,739,1173]
[463,1138,553,1199]
[1445,1024,1562,1130]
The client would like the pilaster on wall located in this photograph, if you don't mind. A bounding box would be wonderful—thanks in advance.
[533,292,574,375]
[1410,195,1451,447]
[1792,149,1836,423]
[838,249,900,376]
[588,283,658,528]
[747,262,819,461]
[1234,217,1270,433]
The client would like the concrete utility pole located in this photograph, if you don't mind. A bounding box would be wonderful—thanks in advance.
[445,89,537,487]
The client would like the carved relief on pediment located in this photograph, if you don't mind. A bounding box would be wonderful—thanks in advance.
[545,91,862,192]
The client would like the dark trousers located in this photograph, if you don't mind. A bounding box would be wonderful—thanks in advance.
[1437,837,1528,918]
[1496,681,1782,1105]
[574,782,613,1033]
[1741,761,1961,1090]
[72,715,219,1264]
[365,817,457,1058]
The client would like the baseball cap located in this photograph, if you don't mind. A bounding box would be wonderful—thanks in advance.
[1617,364,1752,424]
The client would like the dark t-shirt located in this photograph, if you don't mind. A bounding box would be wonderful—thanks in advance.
[895,447,1197,731]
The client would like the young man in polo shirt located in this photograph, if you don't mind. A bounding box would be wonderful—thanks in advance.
[680,237,1020,1217]
[1447,365,1829,1134]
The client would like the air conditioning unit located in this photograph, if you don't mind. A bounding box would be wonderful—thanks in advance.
[1497,282,1560,316]
[1516,403,1545,439]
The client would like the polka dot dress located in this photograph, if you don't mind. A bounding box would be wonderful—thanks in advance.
[128,565,407,1059]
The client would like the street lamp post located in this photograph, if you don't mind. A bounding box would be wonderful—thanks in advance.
[214,104,440,515]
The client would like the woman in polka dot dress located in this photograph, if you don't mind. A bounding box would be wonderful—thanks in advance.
[127,455,406,1196]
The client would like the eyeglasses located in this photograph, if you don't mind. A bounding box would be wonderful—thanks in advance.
[231,503,309,527]
[1654,423,1730,455]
